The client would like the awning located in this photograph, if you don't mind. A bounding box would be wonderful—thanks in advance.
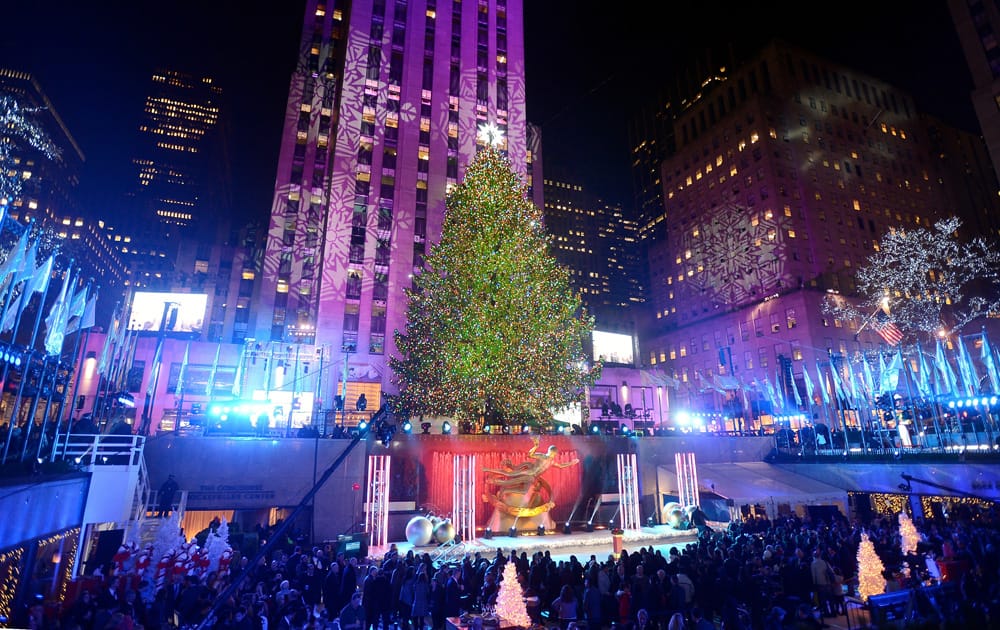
[659,461,849,510]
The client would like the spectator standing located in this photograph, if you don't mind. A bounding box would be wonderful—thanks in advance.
[156,474,180,517]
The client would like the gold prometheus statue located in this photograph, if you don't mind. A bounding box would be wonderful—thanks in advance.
[482,436,579,518]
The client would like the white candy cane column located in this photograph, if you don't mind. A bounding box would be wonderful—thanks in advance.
[365,454,391,548]
[675,451,700,509]
[616,453,641,530]
[452,454,476,542]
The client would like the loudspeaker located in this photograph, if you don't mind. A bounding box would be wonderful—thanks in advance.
[87,528,124,575]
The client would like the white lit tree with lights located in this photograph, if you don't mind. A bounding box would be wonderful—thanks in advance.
[899,511,919,556]
[495,560,531,627]
[0,94,62,203]
[822,217,1000,337]
[857,531,887,601]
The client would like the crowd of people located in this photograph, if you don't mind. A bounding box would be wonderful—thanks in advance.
[33,505,1000,630]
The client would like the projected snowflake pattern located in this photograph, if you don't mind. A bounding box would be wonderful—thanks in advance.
[680,204,783,307]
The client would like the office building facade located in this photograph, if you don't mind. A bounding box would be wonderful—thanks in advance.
[640,40,984,415]
[254,0,528,397]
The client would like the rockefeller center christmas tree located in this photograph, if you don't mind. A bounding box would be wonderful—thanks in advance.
[392,137,599,427]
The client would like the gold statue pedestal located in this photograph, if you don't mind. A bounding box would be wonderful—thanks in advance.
[485,490,556,532]
[482,437,577,534]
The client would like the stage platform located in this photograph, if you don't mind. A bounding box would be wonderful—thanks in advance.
[370,524,703,564]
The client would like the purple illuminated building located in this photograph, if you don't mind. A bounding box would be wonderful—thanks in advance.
[638,40,998,420]
[253,0,530,398]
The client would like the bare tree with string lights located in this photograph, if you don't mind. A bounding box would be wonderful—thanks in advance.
[822,217,1000,338]
[0,94,62,204]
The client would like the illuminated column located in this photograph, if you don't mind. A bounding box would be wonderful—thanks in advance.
[616,453,641,530]
[452,454,477,542]
[675,451,700,508]
[365,454,391,548]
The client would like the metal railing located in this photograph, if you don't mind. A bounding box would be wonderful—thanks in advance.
[57,433,146,467]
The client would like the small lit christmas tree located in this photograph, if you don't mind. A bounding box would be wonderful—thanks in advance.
[857,531,886,601]
[898,511,919,556]
[205,517,231,574]
[495,560,531,628]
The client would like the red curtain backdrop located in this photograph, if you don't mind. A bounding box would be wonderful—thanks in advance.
[423,436,583,526]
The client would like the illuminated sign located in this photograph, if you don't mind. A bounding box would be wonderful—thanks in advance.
[592,330,634,366]
[130,292,208,334]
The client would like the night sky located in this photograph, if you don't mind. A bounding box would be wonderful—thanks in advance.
[3,0,976,218]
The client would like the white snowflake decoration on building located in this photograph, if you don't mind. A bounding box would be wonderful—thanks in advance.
[477,121,505,148]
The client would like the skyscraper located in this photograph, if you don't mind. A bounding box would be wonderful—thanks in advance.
[542,175,643,335]
[120,69,229,289]
[254,0,528,398]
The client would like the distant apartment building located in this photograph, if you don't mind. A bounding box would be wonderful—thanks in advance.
[254,0,529,399]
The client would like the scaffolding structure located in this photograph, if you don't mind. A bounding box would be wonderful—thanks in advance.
[452,454,477,542]
[675,451,700,508]
[616,453,641,530]
[365,454,391,548]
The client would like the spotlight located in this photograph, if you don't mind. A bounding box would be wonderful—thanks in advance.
[402,420,412,433]
[508,526,518,538]
[484,527,492,539]
[483,425,492,434]
[442,421,452,434]
[421,422,432,435]
[586,521,595,532]
[646,516,655,527]
[620,424,631,436]
[563,522,572,535]
[358,420,369,432]
[590,424,600,434]
[537,525,545,536]
[521,424,530,434]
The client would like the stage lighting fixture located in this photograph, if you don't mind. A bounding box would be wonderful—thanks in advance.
[521,424,530,434]
[586,521,595,532]
[620,424,631,436]
[508,526,518,538]
[402,421,412,433]
[502,425,511,434]
[537,525,545,536]
[442,421,452,434]
[483,425,492,434]
[358,420,369,432]
[590,424,600,434]
[646,516,655,527]
[563,522,572,535]
[421,422,432,435]
[484,527,492,539]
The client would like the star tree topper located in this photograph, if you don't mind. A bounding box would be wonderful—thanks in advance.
[477,121,505,147]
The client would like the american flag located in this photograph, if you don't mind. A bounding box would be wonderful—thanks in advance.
[875,314,904,346]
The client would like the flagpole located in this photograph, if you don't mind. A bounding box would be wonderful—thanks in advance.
[53,321,90,461]
[0,220,32,342]
[52,282,96,460]
[140,300,175,436]
[0,258,63,465]
[21,264,77,461]
[175,341,190,435]
[97,325,126,427]
[23,356,56,462]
